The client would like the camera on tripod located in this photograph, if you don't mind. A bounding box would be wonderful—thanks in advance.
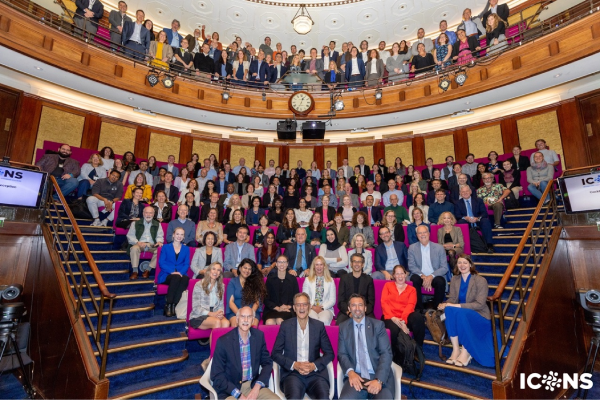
[577,288,600,331]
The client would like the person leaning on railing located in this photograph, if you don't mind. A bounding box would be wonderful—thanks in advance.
[149,30,173,70]
[485,13,508,55]
[73,0,104,40]
[121,10,150,61]
[438,255,494,368]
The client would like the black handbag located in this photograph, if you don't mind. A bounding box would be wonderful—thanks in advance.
[469,227,489,253]
[393,330,425,381]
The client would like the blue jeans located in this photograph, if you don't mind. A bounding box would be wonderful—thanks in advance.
[55,177,79,198]
[76,179,92,198]
[528,180,549,201]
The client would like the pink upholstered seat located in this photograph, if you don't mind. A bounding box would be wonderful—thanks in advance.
[209,327,235,357]
[186,278,211,340]
[258,325,280,353]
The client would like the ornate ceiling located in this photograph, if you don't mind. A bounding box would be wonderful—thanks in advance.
[99,0,523,50]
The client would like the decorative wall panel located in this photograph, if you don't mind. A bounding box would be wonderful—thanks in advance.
[324,147,338,169]
[385,141,413,168]
[467,125,503,159]
[35,106,84,154]
[517,111,565,167]
[265,146,279,166]
[97,122,136,157]
[192,140,220,163]
[230,144,256,167]
[289,147,314,170]
[347,145,373,167]
[149,132,181,162]
[424,135,455,164]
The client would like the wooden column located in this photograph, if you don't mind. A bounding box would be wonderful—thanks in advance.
[219,141,231,164]
[9,94,42,163]
[453,128,469,160]
[500,116,520,154]
[412,137,425,167]
[80,113,102,151]
[134,126,151,160]
[557,99,591,169]
[179,135,193,164]
[373,142,385,165]
[314,145,324,169]
[255,143,266,167]
[279,144,289,167]
[337,144,348,167]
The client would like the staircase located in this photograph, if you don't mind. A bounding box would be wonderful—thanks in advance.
[47,195,559,399]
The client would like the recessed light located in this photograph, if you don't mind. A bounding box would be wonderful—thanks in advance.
[266,122,271,125]
[34,66,43,70]
[393,116,399,119]
[465,101,471,105]
[128,97,134,100]
[554,73,562,78]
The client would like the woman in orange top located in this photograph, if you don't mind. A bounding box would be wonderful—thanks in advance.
[381,264,426,348]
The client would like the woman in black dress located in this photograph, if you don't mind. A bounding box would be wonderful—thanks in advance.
[410,43,435,75]
[263,253,300,325]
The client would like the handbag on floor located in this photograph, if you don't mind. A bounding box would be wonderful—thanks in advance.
[174,290,188,320]
[469,227,489,253]
[424,309,450,361]
[393,330,425,381]
[69,198,93,219]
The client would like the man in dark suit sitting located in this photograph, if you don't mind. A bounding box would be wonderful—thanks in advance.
[272,292,335,400]
[454,185,494,253]
[373,227,408,280]
[359,195,383,227]
[200,192,224,222]
[338,294,395,399]
[210,306,279,400]
[337,253,375,325]
[283,228,316,277]
[449,173,475,204]
[154,172,179,203]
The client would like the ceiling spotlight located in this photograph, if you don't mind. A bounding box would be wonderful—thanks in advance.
[455,71,468,86]
[222,89,230,101]
[375,88,382,100]
[334,99,345,111]
[147,73,159,87]
[439,76,451,92]
[292,5,314,35]
[161,75,175,89]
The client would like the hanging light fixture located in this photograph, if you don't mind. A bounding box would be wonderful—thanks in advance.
[292,5,314,35]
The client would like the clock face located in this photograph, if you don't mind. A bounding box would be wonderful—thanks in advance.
[289,92,314,115]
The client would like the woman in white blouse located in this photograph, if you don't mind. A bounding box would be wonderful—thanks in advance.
[232,50,250,83]
[175,168,191,193]
[302,256,336,325]
[408,192,430,224]
[319,229,349,278]
[294,198,312,228]
[178,178,200,205]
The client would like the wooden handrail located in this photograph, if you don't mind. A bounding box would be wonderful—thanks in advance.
[487,179,555,302]
[49,176,116,300]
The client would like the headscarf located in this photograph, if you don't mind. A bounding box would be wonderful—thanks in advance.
[325,228,342,251]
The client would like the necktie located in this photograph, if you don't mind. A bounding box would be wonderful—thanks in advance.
[296,246,303,274]
[466,199,475,227]
[368,208,372,226]
[357,324,371,379]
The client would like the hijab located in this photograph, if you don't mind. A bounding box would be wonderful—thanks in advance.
[325,228,342,251]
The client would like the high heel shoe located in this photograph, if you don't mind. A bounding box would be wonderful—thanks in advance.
[454,355,472,367]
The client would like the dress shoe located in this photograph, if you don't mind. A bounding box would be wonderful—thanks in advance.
[455,355,472,367]
[163,304,170,317]
[142,270,150,279]
[129,272,138,280]
[165,304,174,317]
[487,245,494,254]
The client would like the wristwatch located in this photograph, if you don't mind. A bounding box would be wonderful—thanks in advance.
[377,379,383,385]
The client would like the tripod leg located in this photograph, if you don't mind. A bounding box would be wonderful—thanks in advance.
[9,335,34,398]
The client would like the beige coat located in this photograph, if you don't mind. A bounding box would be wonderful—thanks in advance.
[446,274,491,320]
[149,41,174,62]
[437,226,465,256]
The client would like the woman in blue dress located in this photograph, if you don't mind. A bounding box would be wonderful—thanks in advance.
[434,32,452,71]
[158,227,190,317]
[407,207,430,245]
[225,258,266,327]
[438,255,495,367]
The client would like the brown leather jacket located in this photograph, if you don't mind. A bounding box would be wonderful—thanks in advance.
[36,154,81,178]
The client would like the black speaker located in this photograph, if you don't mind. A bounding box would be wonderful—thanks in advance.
[301,121,326,140]
[277,120,297,140]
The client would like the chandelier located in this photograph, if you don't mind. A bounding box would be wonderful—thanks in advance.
[292,5,314,35]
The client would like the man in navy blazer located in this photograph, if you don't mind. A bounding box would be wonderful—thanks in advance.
[268,53,288,84]
[373,226,408,280]
[210,306,278,400]
[322,41,339,63]
[407,225,448,309]
[272,292,334,400]
[74,0,104,39]
[345,47,366,88]
[162,19,184,51]
[454,185,494,252]
[283,229,316,276]
[249,50,270,88]
[122,10,150,61]
[359,200,383,227]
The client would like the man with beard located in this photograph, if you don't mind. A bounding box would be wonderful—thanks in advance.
[36,144,81,198]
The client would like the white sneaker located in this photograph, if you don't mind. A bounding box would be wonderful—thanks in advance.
[91,219,101,226]
[100,219,109,227]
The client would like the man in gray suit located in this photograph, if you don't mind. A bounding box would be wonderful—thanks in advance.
[408,225,448,309]
[304,48,324,91]
[338,294,394,400]
[252,165,270,188]
[410,28,434,56]
[108,1,131,50]
[223,226,256,277]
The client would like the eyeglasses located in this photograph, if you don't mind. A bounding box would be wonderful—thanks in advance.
[239,314,253,320]
[276,260,288,264]
[294,303,309,308]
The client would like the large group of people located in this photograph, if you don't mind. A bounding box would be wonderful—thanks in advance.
[71,0,513,89]
[35,137,560,381]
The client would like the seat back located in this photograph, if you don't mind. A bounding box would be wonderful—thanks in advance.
[333,278,340,316]
[186,278,201,323]
[258,325,280,353]
[457,224,471,255]
[210,327,235,357]
[325,325,339,376]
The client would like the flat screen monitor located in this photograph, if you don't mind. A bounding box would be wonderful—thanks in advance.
[557,171,600,214]
[302,121,326,140]
[0,166,48,208]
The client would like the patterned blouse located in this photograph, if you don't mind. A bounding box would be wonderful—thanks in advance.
[315,276,325,306]
[476,184,507,204]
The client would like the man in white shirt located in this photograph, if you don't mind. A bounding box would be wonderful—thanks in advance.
[265,159,276,178]
[196,168,209,193]
[530,139,560,167]
[128,161,153,185]
[360,181,382,206]
[271,292,334,400]
[382,179,403,207]
[233,158,246,175]
[165,155,179,178]
[339,159,353,182]
[127,207,164,280]
[407,225,448,309]
[378,41,390,65]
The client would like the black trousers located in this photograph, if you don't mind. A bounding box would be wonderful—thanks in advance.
[281,371,329,400]
[409,274,446,309]
[163,274,190,304]
[384,313,426,347]
[330,269,348,278]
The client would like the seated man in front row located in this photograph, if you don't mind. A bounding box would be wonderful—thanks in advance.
[338,294,395,400]
[408,225,448,310]
[127,206,164,280]
[35,143,81,198]
[337,253,375,325]
[272,292,335,400]
[210,306,279,400]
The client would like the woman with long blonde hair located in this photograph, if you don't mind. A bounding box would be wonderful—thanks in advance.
[301,256,336,325]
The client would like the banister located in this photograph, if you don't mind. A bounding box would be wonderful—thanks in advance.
[487,179,555,302]
[49,176,116,300]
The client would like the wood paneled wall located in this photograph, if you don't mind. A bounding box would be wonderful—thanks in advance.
[6,93,593,171]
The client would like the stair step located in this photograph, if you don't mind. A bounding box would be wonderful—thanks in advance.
[423,359,496,380]
[105,350,189,378]
[400,377,487,399]
[88,316,186,336]
[83,292,155,303]
[96,333,188,356]
[88,304,155,318]
[109,373,200,399]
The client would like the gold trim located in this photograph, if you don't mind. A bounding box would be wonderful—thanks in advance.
[96,334,188,355]
[87,319,185,335]
[423,359,496,380]
[244,0,364,7]
[88,305,154,318]
[400,378,486,399]
[110,373,201,398]
[105,351,189,378]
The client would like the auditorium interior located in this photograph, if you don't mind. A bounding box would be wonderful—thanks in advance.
[1,0,600,398]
